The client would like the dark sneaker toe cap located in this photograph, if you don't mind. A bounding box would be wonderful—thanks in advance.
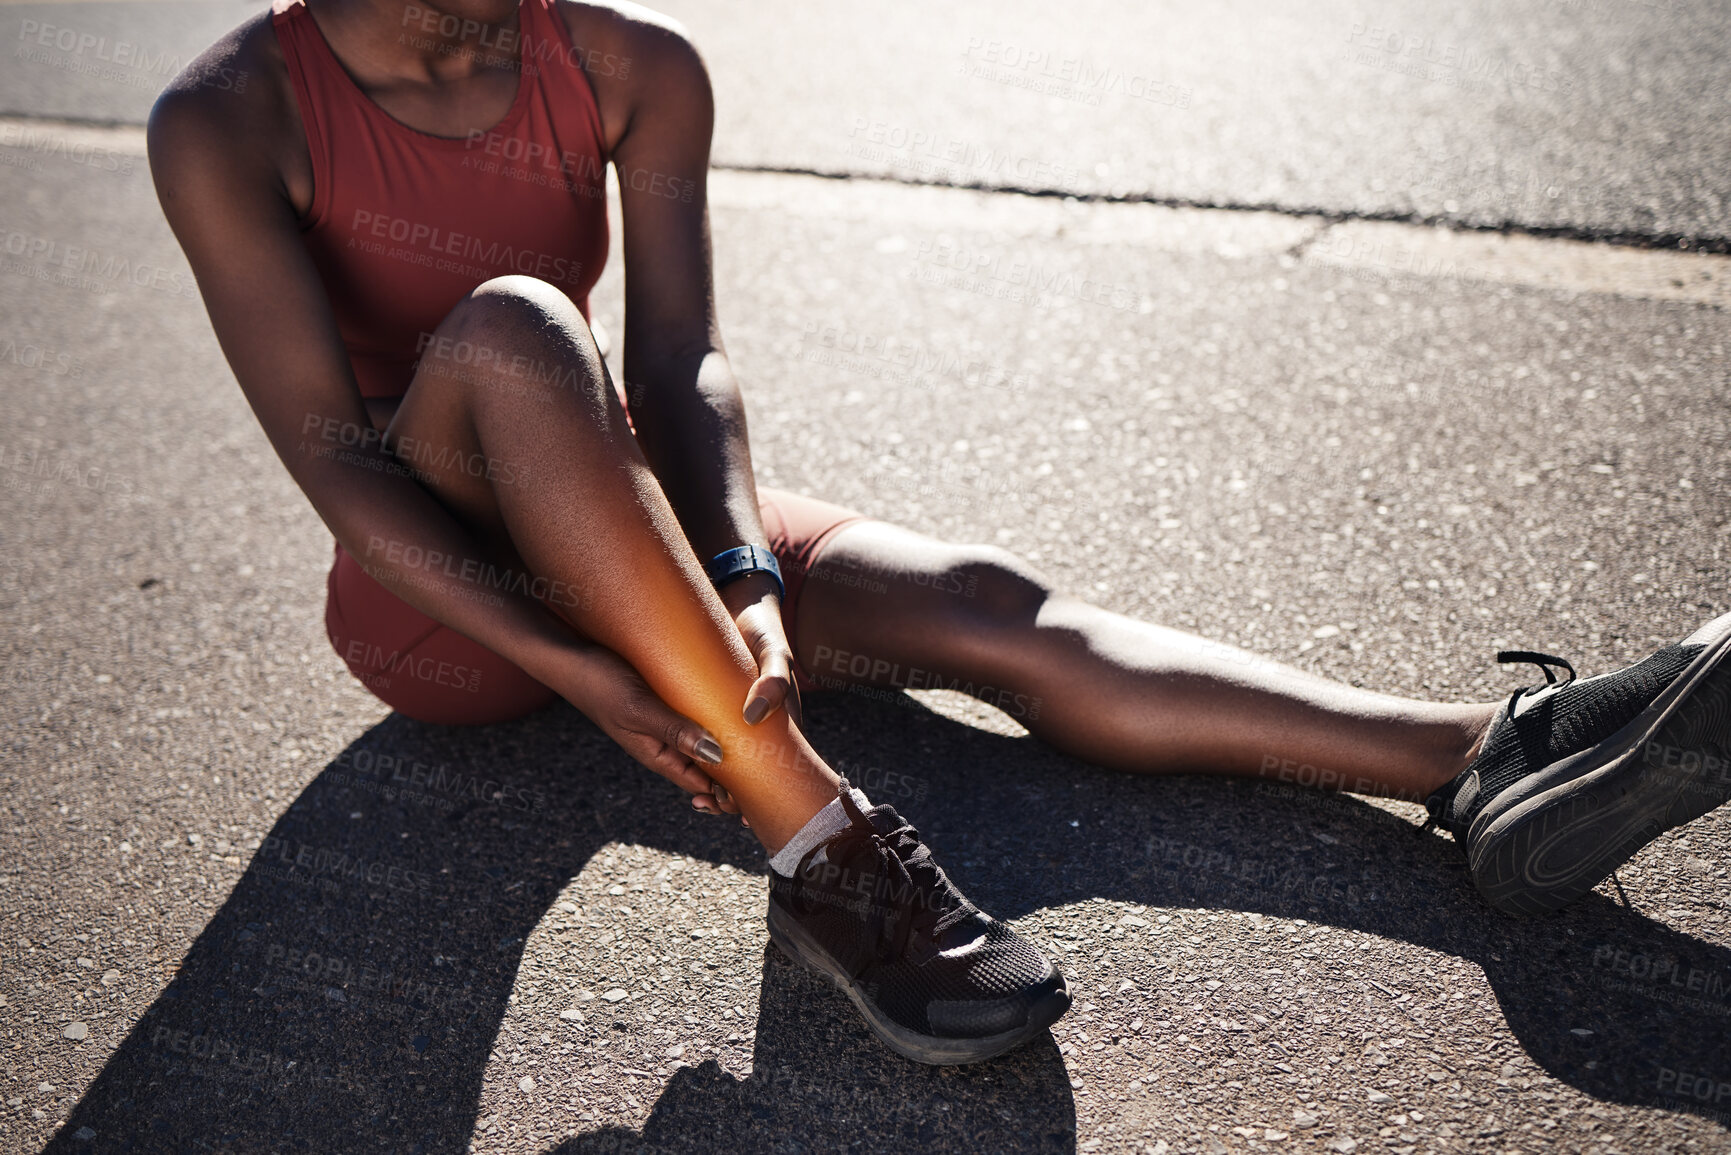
[928,969,1071,1038]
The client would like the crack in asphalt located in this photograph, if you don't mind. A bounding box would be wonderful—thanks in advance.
[709,161,1731,256]
[1285,220,1334,261]
[4,109,1726,254]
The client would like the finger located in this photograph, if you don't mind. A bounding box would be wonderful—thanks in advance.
[621,728,717,796]
[641,743,718,797]
[637,698,723,765]
[711,784,742,816]
[691,794,723,816]
[743,651,796,725]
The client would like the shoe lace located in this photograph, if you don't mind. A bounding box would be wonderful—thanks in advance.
[1418,649,1578,836]
[792,781,977,966]
[1496,650,1577,692]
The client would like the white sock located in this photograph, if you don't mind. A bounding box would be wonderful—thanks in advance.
[768,786,872,877]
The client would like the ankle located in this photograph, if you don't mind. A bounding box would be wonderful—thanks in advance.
[767,783,871,875]
[725,730,842,852]
[1430,703,1499,793]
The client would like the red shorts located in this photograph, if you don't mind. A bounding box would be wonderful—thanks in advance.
[324,488,870,725]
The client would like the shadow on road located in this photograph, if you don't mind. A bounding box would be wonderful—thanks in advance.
[44,690,1730,1152]
[560,954,1075,1154]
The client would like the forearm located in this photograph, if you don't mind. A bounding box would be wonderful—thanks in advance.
[625,348,766,562]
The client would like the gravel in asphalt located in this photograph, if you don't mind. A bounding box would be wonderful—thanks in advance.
[2,111,1728,1155]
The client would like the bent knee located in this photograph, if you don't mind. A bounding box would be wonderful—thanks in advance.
[413,276,603,402]
[437,275,594,355]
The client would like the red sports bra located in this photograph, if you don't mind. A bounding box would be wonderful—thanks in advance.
[272,0,609,399]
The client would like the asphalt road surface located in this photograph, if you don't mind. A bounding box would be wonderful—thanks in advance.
[2,0,1729,242]
[1,2,1729,1153]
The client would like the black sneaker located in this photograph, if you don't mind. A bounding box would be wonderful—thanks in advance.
[766,783,1071,1065]
[1426,611,1731,914]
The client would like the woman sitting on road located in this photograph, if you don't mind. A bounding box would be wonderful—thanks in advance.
[149,0,1731,1065]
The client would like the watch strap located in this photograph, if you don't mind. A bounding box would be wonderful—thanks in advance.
[706,545,785,600]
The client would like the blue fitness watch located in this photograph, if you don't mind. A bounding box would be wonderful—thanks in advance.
[706,545,785,600]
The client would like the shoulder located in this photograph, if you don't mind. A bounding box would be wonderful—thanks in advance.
[553,0,711,98]
[148,12,297,181]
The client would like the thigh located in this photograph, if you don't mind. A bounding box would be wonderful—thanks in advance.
[380,276,619,564]
[786,517,1053,695]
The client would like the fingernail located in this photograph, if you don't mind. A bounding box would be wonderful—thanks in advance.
[743,698,769,725]
[694,737,723,765]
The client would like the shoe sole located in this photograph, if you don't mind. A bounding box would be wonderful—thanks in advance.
[766,901,1072,1065]
[1469,611,1731,915]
